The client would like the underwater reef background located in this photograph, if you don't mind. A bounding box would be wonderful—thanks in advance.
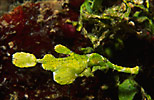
[0,0,154,100]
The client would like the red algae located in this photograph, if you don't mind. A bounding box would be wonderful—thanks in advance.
[0,1,91,56]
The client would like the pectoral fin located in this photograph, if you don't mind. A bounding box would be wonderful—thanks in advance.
[53,68,77,85]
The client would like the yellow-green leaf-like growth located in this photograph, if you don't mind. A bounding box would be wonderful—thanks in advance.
[12,44,139,85]
[12,52,37,68]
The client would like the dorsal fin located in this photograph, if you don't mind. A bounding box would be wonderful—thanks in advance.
[54,44,73,55]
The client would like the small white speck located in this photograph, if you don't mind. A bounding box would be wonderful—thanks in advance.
[0,65,2,69]
[75,73,78,77]
[7,52,10,56]
[129,21,135,26]
[120,68,126,72]
[24,94,28,98]
[0,45,6,50]
[0,77,7,86]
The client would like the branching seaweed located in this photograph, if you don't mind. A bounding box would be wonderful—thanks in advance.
[79,0,154,48]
